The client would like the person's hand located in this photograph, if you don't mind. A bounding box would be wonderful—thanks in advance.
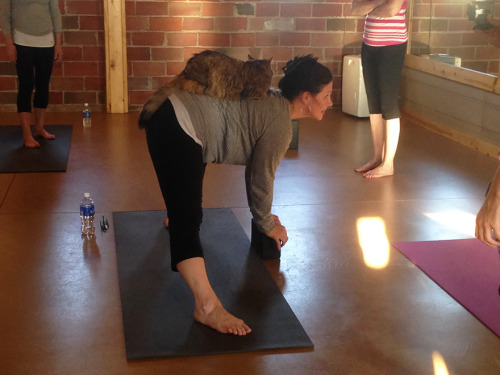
[475,193,500,248]
[6,43,16,63]
[266,217,288,250]
[54,44,63,62]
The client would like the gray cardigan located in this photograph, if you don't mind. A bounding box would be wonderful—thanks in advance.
[173,90,292,233]
[0,0,62,36]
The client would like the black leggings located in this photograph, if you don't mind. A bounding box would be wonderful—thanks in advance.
[361,42,407,120]
[145,99,207,272]
[15,44,54,113]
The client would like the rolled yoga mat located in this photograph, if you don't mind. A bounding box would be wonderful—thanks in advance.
[113,209,313,359]
[0,125,73,173]
[394,238,500,338]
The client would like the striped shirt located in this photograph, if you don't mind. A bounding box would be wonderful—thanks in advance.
[363,0,408,46]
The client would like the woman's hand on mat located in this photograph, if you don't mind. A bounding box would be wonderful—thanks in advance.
[475,195,500,248]
[266,221,288,250]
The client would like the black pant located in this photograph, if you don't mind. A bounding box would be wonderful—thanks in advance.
[145,99,207,272]
[15,44,54,113]
[361,42,407,120]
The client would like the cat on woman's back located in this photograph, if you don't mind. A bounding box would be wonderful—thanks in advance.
[139,50,273,128]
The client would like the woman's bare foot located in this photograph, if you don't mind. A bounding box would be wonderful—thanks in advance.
[33,128,55,140]
[194,303,251,336]
[363,164,394,179]
[354,159,381,173]
[24,136,40,148]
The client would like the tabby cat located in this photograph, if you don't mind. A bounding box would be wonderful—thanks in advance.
[139,50,273,127]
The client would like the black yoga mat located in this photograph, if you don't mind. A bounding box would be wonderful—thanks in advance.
[113,209,313,360]
[0,125,72,173]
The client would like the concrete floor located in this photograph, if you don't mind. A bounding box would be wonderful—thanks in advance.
[1,109,499,374]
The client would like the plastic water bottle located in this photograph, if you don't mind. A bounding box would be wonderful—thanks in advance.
[80,193,95,236]
[83,103,91,127]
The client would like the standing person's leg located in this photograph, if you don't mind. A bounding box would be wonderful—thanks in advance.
[145,100,251,336]
[33,47,55,140]
[363,42,406,179]
[15,45,38,148]
[356,44,384,173]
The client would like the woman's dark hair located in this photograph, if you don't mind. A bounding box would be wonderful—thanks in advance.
[278,55,333,101]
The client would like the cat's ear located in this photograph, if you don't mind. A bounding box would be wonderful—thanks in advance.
[248,54,254,60]
[267,57,273,63]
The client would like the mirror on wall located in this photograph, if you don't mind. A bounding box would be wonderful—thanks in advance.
[409,0,499,77]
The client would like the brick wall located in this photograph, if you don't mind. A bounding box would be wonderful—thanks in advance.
[0,0,367,112]
[411,0,500,75]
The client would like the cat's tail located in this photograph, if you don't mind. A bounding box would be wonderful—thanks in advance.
[138,77,181,129]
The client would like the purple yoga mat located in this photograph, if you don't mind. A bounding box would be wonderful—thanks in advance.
[393,238,500,337]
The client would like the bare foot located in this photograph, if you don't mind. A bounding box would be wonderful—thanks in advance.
[354,159,382,173]
[194,303,251,336]
[34,128,55,140]
[363,165,394,179]
[24,136,40,148]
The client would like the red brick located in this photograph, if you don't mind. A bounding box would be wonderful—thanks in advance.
[0,76,16,90]
[256,33,280,46]
[125,1,135,16]
[296,18,326,31]
[50,77,84,91]
[202,3,234,17]
[51,63,63,77]
[293,47,324,59]
[261,47,293,62]
[248,18,266,32]
[83,46,105,61]
[152,77,171,90]
[434,5,462,18]
[128,47,151,61]
[256,3,279,17]
[312,33,343,47]
[199,33,231,47]
[61,47,83,61]
[64,92,97,105]
[431,33,462,47]
[151,47,183,61]
[281,4,311,17]
[126,17,149,31]
[312,4,343,17]
[167,33,197,47]
[66,1,102,15]
[169,3,201,16]
[214,17,247,32]
[183,18,214,31]
[184,47,211,60]
[128,76,150,90]
[64,62,99,76]
[231,33,256,47]
[85,77,106,91]
[80,16,104,30]
[49,92,63,105]
[280,33,310,46]
[150,17,183,32]
[133,62,165,76]
[132,32,164,46]
[135,2,169,16]
[167,62,185,76]
[64,31,98,46]
[129,90,153,105]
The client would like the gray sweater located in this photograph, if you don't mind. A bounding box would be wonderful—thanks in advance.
[0,0,62,36]
[174,90,292,233]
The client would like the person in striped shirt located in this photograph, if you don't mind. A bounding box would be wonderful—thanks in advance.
[350,0,408,178]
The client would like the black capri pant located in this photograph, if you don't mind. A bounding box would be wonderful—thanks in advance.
[145,99,207,272]
[361,42,407,120]
[15,44,55,113]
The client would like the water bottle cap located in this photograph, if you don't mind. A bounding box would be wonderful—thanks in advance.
[83,192,90,198]
[84,103,89,106]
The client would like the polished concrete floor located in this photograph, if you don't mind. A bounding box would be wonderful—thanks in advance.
[1,109,499,374]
